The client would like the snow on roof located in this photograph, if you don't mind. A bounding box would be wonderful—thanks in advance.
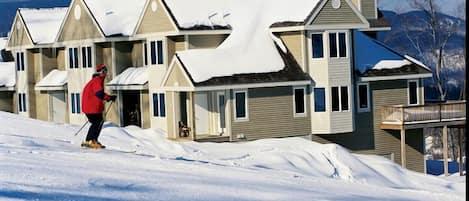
[108,67,148,86]
[35,69,67,87]
[84,0,147,36]
[0,62,16,88]
[353,30,429,74]
[19,8,68,44]
[171,0,320,83]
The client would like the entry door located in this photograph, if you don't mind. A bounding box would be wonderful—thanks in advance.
[194,93,209,135]
[122,91,141,127]
[50,92,66,124]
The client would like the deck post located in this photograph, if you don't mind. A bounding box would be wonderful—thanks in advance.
[400,129,406,168]
[442,125,448,176]
[458,128,463,176]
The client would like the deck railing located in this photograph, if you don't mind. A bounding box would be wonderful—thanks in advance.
[381,101,466,124]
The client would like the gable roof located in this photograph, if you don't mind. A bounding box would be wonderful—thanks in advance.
[353,30,432,77]
[84,0,147,36]
[19,8,68,44]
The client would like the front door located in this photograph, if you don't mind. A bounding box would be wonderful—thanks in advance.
[50,91,66,124]
[122,91,141,127]
[194,93,209,135]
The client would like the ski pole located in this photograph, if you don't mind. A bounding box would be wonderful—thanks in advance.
[73,101,114,136]
[97,101,114,129]
[73,121,89,136]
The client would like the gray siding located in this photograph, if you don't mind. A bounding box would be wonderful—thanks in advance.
[311,80,425,172]
[361,0,376,19]
[312,0,362,25]
[231,87,311,141]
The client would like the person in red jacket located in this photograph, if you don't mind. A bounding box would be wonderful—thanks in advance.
[81,64,116,149]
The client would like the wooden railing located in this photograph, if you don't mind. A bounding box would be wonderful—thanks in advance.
[381,101,466,124]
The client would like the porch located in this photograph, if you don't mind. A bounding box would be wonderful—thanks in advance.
[380,101,466,175]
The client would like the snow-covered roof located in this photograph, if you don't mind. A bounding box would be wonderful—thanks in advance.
[171,0,320,83]
[353,30,430,74]
[84,0,147,36]
[35,69,67,90]
[0,62,16,90]
[19,8,68,44]
[107,67,148,90]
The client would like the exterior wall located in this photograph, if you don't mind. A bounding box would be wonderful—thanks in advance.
[231,86,311,141]
[42,48,58,74]
[34,91,49,121]
[360,0,377,19]
[131,42,144,67]
[279,31,305,71]
[57,48,66,70]
[164,61,192,88]
[188,34,227,49]
[141,90,151,128]
[115,42,133,74]
[57,0,102,42]
[0,92,14,112]
[136,0,176,34]
[312,0,362,25]
[7,16,33,48]
[311,80,425,172]
[165,91,176,138]
[27,50,38,118]
[307,30,353,134]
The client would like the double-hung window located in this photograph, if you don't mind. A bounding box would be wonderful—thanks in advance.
[150,40,164,65]
[311,33,324,59]
[16,52,25,71]
[293,87,306,117]
[408,80,419,105]
[143,42,148,66]
[68,47,79,69]
[357,83,370,112]
[18,93,26,112]
[234,90,248,120]
[153,93,166,117]
[314,88,326,112]
[71,93,81,114]
[81,46,92,68]
[331,86,349,112]
[329,32,347,58]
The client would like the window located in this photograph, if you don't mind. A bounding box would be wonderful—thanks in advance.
[16,52,25,71]
[408,80,419,105]
[150,40,164,65]
[71,93,80,114]
[329,32,347,58]
[311,33,324,58]
[314,88,325,112]
[293,87,306,116]
[234,90,248,120]
[331,86,349,112]
[68,47,79,68]
[357,83,370,112]
[81,46,92,68]
[153,93,166,117]
[144,42,148,66]
[18,93,26,112]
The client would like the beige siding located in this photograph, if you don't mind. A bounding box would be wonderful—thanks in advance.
[279,32,304,71]
[34,91,49,121]
[361,0,376,19]
[312,0,362,25]
[96,43,113,81]
[165,91,176,138]
[57,48,66,70]
[115,42,133,74]
[0,92,14,112]
[168,36,185,64]
[188,35,227,49]
[141,91,151,128]
[7,16,33,48]
[164,61,192,88]
[26,50,36,118]
[136,0,176,34]
[311,80,425,172]
[231,87,311,141]
[57,0,102,41]
[42,48,57,74]
[132,42,144,67]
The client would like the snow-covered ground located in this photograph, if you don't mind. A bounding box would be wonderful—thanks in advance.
[0,111,465,201]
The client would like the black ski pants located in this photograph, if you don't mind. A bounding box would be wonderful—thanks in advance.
[85,113,104,141]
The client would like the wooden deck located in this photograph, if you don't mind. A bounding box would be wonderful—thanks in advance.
[381,101,466,130]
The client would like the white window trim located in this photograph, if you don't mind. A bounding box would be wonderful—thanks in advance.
[312,87,326,112]
[81,45,93,68]
[328,31,348,59]
[71,93,81,114]
[293,86,307,117]
[148,38,165,66]
[153,92,166,118]
[356,82,370,112]
[67,47,79,69]
[331,85,350,112]
[16,51,26,71]
[407,79,420,106]
[311,32,324,60]
[143,42,148,66]
[233,89,249,122]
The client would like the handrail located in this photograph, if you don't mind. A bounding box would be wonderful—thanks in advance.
[381,101,466,124]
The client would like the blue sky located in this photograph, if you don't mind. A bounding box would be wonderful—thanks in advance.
[378,0,465,17]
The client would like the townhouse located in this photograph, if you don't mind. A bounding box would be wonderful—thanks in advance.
[5,0,465,173]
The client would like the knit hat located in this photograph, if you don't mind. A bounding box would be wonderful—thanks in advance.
[96,64,107,73]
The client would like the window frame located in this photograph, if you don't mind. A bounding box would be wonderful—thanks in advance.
[331,85,350,112]
[313,87,326,112]
[356,82,370,112]
[71,93,81,114]
[81,46,92,68]
[16,52,25,71]
[293,86,307,117]
[328,31,348,59]
[152,93,166,117]
[311,32,324,59]
[149,39,164,65]
[68,47,79,69]
[407,79,419,106]
[18,93,26,112]
[233,89,249,121]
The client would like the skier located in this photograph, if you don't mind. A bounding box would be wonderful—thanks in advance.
[81,64,116,149]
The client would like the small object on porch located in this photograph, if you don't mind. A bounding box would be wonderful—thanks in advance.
[178,121,191,137]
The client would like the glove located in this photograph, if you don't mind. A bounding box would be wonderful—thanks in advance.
[109,95,117,102]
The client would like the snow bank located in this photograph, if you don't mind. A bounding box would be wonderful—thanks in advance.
[19,8,68,44]
[35,69,67,87]
[107,67,148,86]
[84,0,146,36]
[0,62,16,87]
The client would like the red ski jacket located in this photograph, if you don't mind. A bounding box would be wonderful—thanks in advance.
[81,75,111,114]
